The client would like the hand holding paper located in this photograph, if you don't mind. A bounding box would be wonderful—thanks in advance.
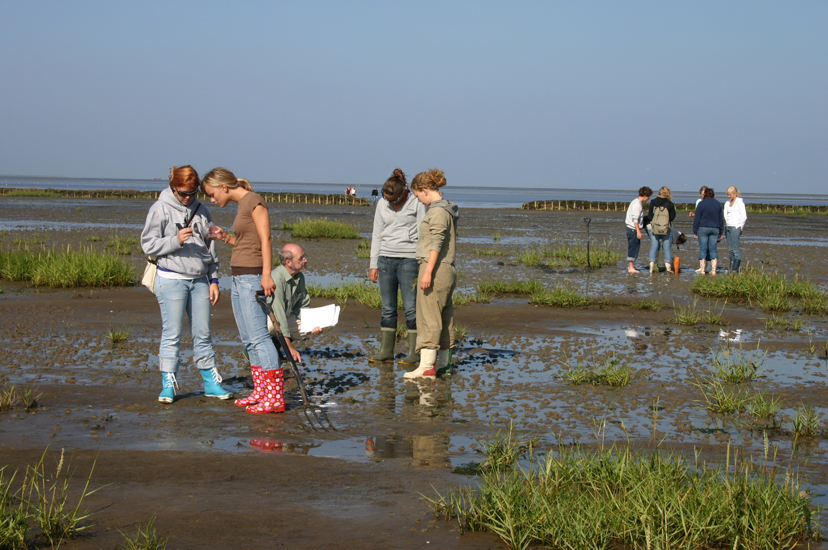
[299,304,340,334]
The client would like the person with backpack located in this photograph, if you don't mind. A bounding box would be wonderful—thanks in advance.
[644,186,677,273]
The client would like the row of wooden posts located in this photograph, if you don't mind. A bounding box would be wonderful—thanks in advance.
[1,188,825,214]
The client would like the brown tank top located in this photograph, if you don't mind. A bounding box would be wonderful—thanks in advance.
[231,192,269,275]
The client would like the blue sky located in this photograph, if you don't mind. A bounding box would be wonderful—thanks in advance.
[1,1,825,193]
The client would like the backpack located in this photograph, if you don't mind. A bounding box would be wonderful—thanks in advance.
[651,206,670,236]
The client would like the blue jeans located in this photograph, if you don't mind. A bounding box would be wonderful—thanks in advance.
[155,276,216,373]
[625,227,641,261]
[377,256,418,330]
[698,227,720,260]
[231,274,280,371]
[647,227,672,265]
[726,226,742,265]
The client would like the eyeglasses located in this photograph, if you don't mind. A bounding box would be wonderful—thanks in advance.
[384,192,405,205]
[174,189,198,198]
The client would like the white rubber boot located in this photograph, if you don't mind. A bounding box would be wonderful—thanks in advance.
[695,259,706,274]
[403,349,437,379]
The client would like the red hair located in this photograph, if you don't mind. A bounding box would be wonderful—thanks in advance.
[169,165,200,191]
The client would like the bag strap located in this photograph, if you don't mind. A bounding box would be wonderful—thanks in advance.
[184,203,202,228]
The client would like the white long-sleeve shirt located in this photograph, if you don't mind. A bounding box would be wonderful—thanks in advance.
[723,197,747,229]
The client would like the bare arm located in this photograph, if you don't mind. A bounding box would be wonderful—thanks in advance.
[252,205,275,296]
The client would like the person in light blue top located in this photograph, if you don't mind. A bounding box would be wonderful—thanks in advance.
[368,168,427,364]
[140,165,231,404]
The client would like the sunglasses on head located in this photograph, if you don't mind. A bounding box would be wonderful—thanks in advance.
[175,188,198,198]
[384,192,406,205]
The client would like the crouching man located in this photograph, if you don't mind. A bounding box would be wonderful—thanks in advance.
[266,244,322,363]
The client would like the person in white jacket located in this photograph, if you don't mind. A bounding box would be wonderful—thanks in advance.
[724,186,747,272]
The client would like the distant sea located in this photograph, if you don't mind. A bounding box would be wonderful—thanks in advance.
[2,176,826,210]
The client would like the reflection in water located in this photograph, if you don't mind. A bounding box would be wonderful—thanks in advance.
[250,438,320,454]
[365,433,451,468]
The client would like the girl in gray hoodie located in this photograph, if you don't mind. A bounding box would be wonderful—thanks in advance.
[140,166,231,404]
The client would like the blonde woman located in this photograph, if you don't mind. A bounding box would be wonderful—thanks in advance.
[404,169,459,379]
[724,186,747,272]
[201,168,284,414]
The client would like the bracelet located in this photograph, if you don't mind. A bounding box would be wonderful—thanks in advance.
[210,278,219,285]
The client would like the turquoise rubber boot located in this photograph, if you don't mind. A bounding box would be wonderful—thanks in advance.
[200,367,233,399]
[158,372,178,404]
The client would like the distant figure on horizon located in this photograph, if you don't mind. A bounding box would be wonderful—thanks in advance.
[624,186,652,274]
[693,187,725,275]
[371,186,379,204]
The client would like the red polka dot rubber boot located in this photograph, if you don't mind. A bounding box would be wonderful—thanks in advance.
[235,366,264,407]
[246,368,286,414]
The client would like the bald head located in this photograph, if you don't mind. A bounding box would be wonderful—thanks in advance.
[280,244,308,276]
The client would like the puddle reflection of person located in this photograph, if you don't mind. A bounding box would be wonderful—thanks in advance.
[404,169,459,379]
[201,167,285,414]
[140,166,232,404]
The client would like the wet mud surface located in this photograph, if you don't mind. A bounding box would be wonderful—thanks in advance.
[1,197,827,548]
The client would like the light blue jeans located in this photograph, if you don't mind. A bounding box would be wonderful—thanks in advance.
[726,226,742,265]
[697,227,720,260]
[377,256,418,330]
[646,227,672,265]
[231,274,280,371]
[155,276,216,373]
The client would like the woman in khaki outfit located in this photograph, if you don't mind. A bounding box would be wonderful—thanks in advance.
[404,169,460,379]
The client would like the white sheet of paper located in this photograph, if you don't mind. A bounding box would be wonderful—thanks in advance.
[299,304,340,333]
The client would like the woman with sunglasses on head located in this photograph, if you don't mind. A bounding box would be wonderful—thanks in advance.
[200,167,284,414]
[368,169,427,365]
[140,166,232,404]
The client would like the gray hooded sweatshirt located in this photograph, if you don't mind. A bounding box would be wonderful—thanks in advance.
[416,199,460,266]
[369,192,427,269]
[140,188,219,280]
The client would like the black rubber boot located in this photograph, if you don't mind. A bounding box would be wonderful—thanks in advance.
[398,330,420,365]
[368,328,396,362]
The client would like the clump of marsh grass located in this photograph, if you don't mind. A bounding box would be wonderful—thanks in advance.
[791,405,823,437]
[428,430,821,550]
[694,378,751,414]
[764,315,804,331]
[3,190,61,198]
[749,392,783,419]
[692,267,827,314]
[476,279,544,297]
[0,245,134,287]
[117,514,167,550]
[530,285,593,308]
[308,282,385,309]
[0,384,40,412]
[13,233,46,246]
[710,342,767,383]
[107,326,130,344]
[557,352,632,387]
[454,323,468,343]
[670,298,726,326]
[517,242,620,268]
[473,247,505,256]
[630,298,663,311]
[106,233,138,256]
[85,235,102,243]
[283,217,360,239]
[0,449,103,548]
[355,239,371,259]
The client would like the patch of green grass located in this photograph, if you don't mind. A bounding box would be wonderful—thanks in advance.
[516,242,621,268]
[307,282,385,309]
[710,343,766,383]
[86,235,102,242]
[283,217,360,239]
[764,315,804,331]
[695,379,751,414]
[106,233,138,256]
[117,515,167,550]
[693,268,827,313]
[630,298,663,311]
[107,326,130,344]
[13,233,46,245]
[792,405,822,437]
[0,246,134,287]
[476,279,544,297]
[355,238,371,258]
[473,247,505,256]
[671,298,726,326]
[492,231,501,242]
[428,430,819,550]
[557,353,632,387]
[454,323,468,343]
[530,285,593,308]
[749,392,782,419]
[0,384,40,412]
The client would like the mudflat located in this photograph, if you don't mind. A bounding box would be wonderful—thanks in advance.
[1,196,827,548]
